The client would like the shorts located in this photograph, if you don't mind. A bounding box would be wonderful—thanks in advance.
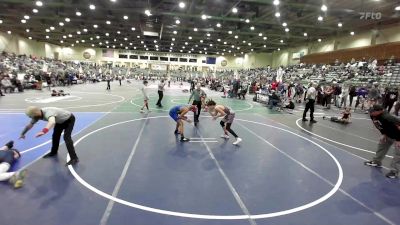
[169,111,179,122]
[222,113,235,124]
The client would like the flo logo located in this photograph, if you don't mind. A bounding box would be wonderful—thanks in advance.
[359,12,382,20]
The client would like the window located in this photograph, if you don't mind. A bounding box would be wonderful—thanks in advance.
[118,54,128,59]
[189,58,197,63]
[160,57,169,61]
[140,56,149,60]
[150,56,159,61]
[129,55,138,59]
[179,58,188,62]
[170,57,178,62]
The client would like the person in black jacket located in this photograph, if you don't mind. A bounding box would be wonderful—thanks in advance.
[349,85,357,107]
[383,88,398,113]
[365,104,400,179]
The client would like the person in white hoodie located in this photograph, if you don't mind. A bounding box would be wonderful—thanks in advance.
[140,80,151,113]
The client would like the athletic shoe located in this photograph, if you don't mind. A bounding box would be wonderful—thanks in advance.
[302,118,308,122]
[386,171,398,179]
[5,140,14,149]
[221,134,230,139]
[65,158,79,166]
[174,130,180,135]
[233,138,242,145]
[180,137,190,142]
[9,169,27,189]
[364,160,382,168]
[310,120,317,123]
[140,110,144,113]
[43,152,57,158]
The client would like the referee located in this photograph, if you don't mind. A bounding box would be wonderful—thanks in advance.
[20,106,79,166]
[302,82,317,123]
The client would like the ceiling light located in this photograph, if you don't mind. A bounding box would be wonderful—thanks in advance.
[59,22,64,26]
[28,37,32,40]
[188,51,191,53]
[83,28,88,32]
[172,38,175,41]
[93,24,98,28]
[137,36,140,38]
[21,19,26,24]
[188,36,192,39]
[201,14,207,20]
[89,4,96,10]
[234,35,238,39]
[258,33,263,36]
[273,0,279,6]
[223,41,227,44]
[50,26,55,30]
[217,39,221,42]
[318,38,322,42]
[173,30,177,34]
[231,45,234,48]
[81,40,85,43]
[280,39,283,43]
[210,44,213,46]
[304,33,308,36]
[216,23,221,27]
[76,11,82,16]
[110,0,116,2]
[45,35,49,39]
[228,30,233,34]
[396,6,400,11]
[45,29,50,32]
[263,45,266,48]
[106,21,111,25]
[185,42,188,45]
[131,27,135,31]
[179,2,186,8]
[145,9,152,16]
[63,35,67,39]
[176,19,180,24]
[206,33,210,36]
[277,48,280,51]
[263,37,267,40]
[123,15,128,20]
[171,43,174,46]
[32,9,38,13]
[250,26,255,30]
[248,43,251,46]
[35,1,43,7]
[350,31,355,35]
[282,22,287,27]
[24,15,30,20]
[338,22,343,27]
[318,16,323,21]
[117,31,121,34]
[77,31,81,34]
[245,19,250,23]
[275,12,280,17]
[65,18,71,23]
[69,34,73,37]
[232,7,238,13]
[26,29,30,32]
[194,27,198,31]
[0,20,3,24]
[321,5,328,12]
[200,40,203,43]
[7,31,11,34]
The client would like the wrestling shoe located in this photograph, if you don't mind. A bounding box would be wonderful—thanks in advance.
[180,137,190,142]
[9,169,27,189]
[5,140,14,149]
[233,138,242,145]
[221,134,230,139]
[364,160,382,168]
[386,171,398,179]
[302,118,308,122]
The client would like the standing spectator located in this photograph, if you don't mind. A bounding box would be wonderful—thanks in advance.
[106,74,111,90]
[323,85,334,109]
[383,88,398,113]
[156,79,166,108]
[1,76,15,93]
[364,105,400,179]
[340,84,349,108]
[349,85,357,107]
[118,75,122,86]
[302,83,317,123]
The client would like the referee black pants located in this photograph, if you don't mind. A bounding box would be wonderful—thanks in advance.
[50,115,78,160]
[303,99,315,121]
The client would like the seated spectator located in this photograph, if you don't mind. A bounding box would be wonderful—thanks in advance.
[1,76,15,93]
[268,90,281,109]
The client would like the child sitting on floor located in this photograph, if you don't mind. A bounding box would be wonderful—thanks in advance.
[323,107,352,124]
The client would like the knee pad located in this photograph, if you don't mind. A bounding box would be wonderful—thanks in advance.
[220,121,225,127]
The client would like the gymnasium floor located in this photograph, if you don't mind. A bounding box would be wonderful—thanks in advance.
[0,81,399,225]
